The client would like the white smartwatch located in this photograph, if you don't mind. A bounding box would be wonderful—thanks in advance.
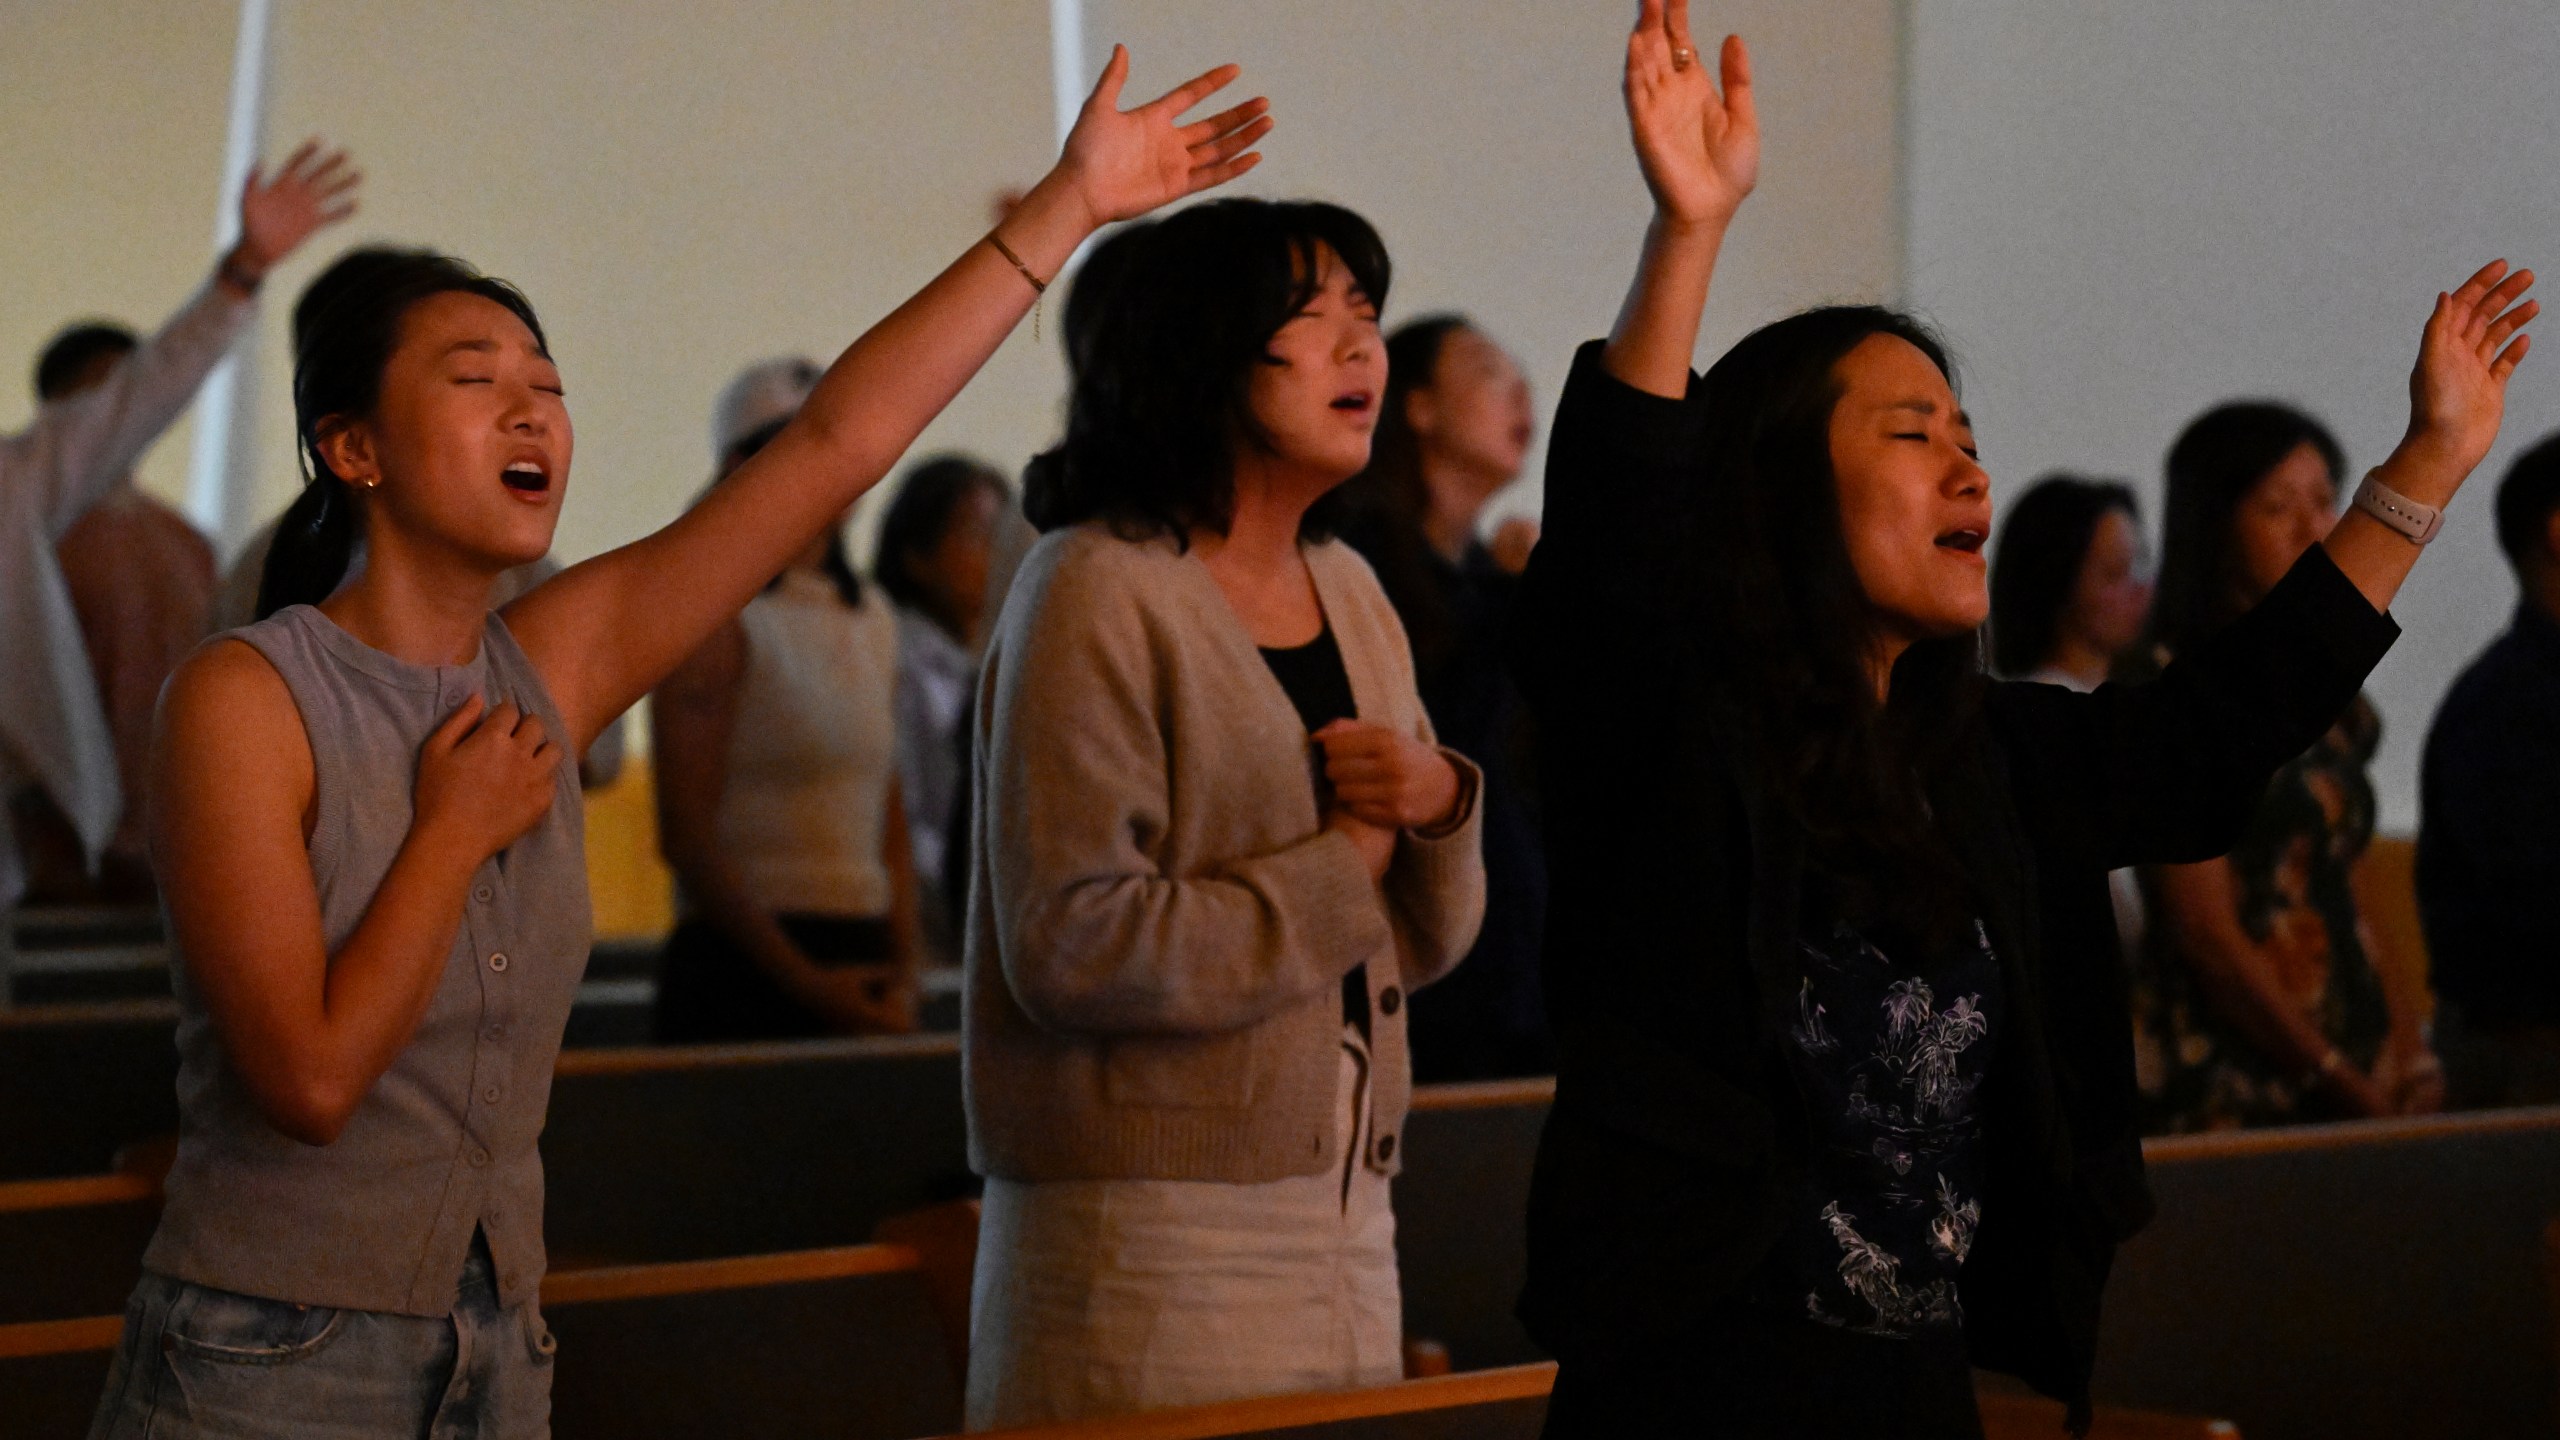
[2352,471,2443,545]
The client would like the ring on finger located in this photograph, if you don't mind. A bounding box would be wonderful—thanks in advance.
[1672,46,1695,69]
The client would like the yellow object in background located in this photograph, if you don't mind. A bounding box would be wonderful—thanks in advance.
[584,767,674,941]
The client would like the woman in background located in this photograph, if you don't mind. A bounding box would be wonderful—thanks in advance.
[964,197,1485,1426]
[649,407,923,1041]
[1988,474,2152,689]
[1341,314,1551,1080]
[877,452,1014,961]
[2136,403,2447,1129]
[1987,474,2155,959]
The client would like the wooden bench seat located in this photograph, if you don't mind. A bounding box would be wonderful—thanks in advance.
[0,1244,960,1439]
[955,1361,2236,1440]
[0,1173,157,1325]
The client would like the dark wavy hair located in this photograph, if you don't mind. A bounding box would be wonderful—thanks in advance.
[1023,198,1390,545]
[877,452,1009,632]
[1336,314,1474,670]
[1988,474,2140,677]
[1688,305,1984,946]
[257,247,549,620]
[2146,401,2343,656]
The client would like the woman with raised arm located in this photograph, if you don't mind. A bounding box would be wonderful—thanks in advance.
[963,198,1485,1426]
[1514,3,2535,1434]
[89,50,1266,1440]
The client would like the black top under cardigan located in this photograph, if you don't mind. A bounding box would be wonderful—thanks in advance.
[1511,342,2398,1424]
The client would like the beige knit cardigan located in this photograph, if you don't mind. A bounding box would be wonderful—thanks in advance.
[963,524,1487,1184]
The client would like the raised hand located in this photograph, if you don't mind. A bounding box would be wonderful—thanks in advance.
[1624,0,1759,229]
[232,140,361,285]
[1057,45,1271,230]
[2395,259,2538,499]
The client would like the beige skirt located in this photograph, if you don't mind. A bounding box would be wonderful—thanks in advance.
[963,1029,1401,1429]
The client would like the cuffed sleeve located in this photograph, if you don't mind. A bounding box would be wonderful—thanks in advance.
[2,278,252,539]
[1389,747,1487,991]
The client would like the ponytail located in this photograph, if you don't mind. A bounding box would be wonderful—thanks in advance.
[254,474,360,620]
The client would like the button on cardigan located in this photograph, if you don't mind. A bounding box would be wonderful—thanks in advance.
[964,525,1486,1184]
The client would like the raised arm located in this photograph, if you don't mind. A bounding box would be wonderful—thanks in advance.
[3,143,357,536]
[1995,265,2538,873]
[2322,260,2537,614]
[1603,0,1758,398]
[509,49,1270,752]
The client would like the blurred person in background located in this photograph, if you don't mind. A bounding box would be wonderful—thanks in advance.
[1987,474,2154,962]
[2419,431,2560,1106]
[648,359,923,1040]
[20,323,219,902]
[1340,313,1552,1080]
[876,451,1015,963]
[2134,402,2444,1130]
[2,143,357,910]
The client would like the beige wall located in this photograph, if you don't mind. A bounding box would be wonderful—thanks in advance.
[1908,0,2560,830]
[4,2,1905,566]
[1093,0,1906,522]
[0,0,238,515]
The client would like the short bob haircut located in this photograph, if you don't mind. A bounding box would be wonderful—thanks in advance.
[1988,474,2141,678]
[1023,198,1391,545]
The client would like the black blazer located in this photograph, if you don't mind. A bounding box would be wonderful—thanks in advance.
[1512,343,2397,1418]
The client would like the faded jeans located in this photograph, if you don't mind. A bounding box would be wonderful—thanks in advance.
[89,1238,552,1439]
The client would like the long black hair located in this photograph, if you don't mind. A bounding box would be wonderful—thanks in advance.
[1023,198,1390,545]
[877,452,1009,634]
[256,247,549,621]
[1337,314,1473,670]
[1688,305,1983,946]
[2146,401,2343,656]
[1988,474,2139,677]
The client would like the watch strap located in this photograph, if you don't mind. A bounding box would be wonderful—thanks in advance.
[2352,470,2441,545]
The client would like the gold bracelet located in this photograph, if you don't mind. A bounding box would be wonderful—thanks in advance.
[987,230,1048,341]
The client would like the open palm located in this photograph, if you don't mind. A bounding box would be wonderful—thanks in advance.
[1059,45,1272,229]
[237,140,360,274]
[2405,259,2537,480]
[1625,0,1759,228]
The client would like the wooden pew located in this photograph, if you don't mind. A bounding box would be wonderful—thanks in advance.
[542,1034,973,1266]
[1392,1078,1550,1372]
[954,1362,2236,1440]
[0,1315,120,1438]
[0,1001,187,1182]
[0,983,672,1182]
[0,1244,961,1440]
[2099,1105,2560,1440]
[0,1173,157,1325]
[546,1244,960,1438]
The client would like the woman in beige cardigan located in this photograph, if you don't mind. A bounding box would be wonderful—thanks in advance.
[962,199,1487,1428]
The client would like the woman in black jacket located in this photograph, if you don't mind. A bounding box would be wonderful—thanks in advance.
[1517,4,2538,1435]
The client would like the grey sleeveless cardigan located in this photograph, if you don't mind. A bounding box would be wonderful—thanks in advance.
[145,605,591,1316]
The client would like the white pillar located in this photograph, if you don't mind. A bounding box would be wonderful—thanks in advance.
[184,0,275,556]
[1048,0,1088,152]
